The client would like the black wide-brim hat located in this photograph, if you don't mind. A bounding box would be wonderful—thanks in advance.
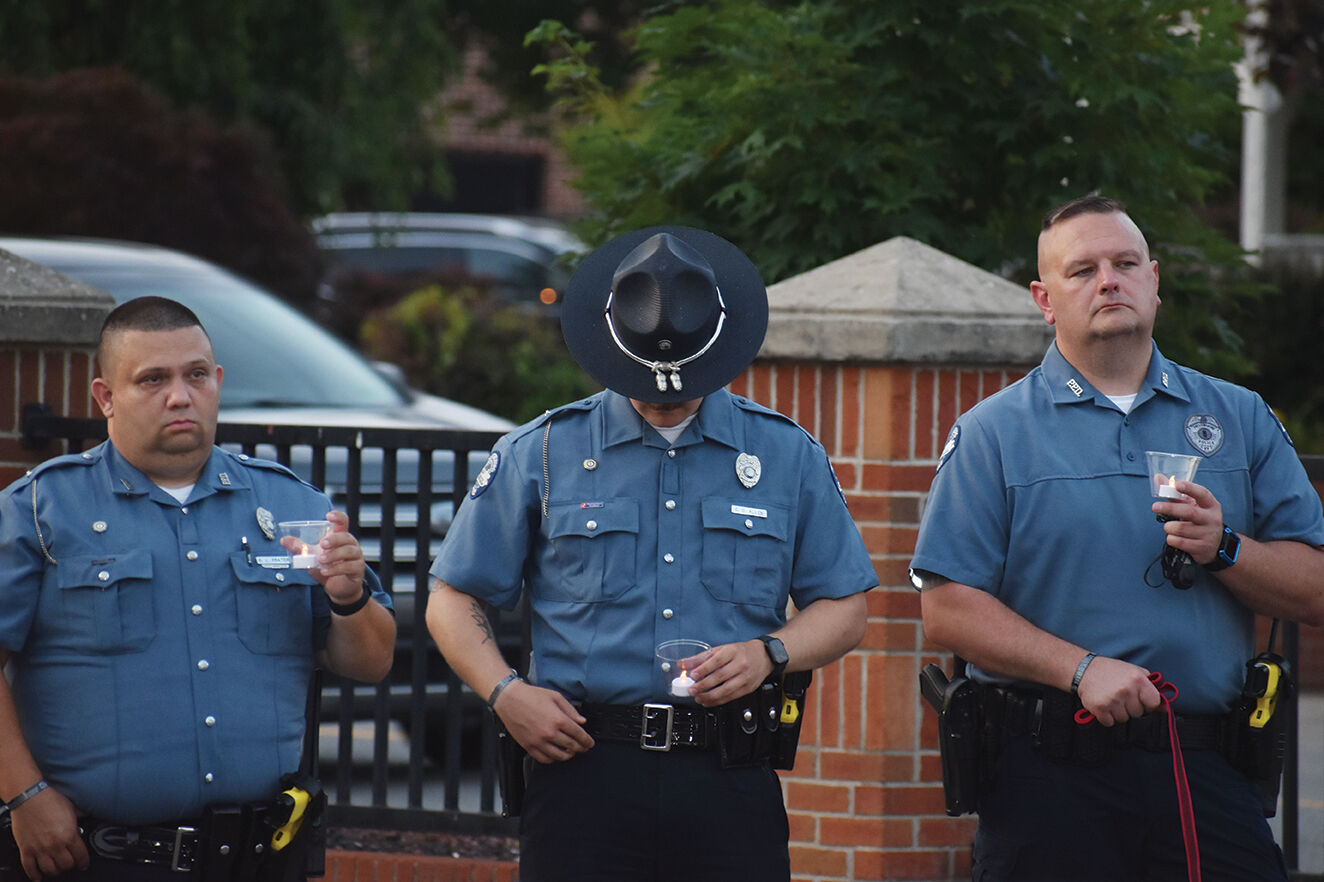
[562,226,768,403]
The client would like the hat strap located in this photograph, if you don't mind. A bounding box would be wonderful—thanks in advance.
[603,289,727,393]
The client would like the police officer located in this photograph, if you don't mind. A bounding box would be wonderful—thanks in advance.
[910,196,1324,880]
[426,227,877,881]
[0,297,396,881]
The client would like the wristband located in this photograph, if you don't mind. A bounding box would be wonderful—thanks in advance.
[1,780,48,815]
[1071,652,1097,695]
[487,670,522,709]
[329,584,371,616]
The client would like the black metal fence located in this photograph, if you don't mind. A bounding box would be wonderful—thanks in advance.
[17,409,1324,863]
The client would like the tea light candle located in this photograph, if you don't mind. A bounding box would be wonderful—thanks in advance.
[1158,476,1182,499]
[291,544,318,569]
[670,669,696,697]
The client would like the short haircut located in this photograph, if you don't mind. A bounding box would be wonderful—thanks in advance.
[97,296,210,371]
[1041,194,1128,231]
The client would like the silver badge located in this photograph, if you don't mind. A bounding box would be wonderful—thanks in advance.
[93,520,108,533]
[471,451,500,498]
[219,472,232,486]
[1185,414,1224,456]
[735,452,761,489]
[256,506,276,540]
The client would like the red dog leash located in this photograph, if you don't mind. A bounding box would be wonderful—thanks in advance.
[1075,672,1200,882]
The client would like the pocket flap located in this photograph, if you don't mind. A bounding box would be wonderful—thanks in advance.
[548,499,640,539]
[701,498,789,541]
[58,549,153,589]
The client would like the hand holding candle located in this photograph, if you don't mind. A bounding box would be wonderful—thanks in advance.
[1145,452,1201,502]
[656,639,711,701]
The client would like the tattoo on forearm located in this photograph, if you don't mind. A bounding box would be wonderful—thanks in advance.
[468,598,496,645]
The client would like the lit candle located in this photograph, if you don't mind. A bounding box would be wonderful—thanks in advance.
[291,543,318,569]
[670,668,696,698]
[1158,476,1182,499]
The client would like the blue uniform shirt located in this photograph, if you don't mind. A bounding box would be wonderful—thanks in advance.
[0,441,391,824]
[911,342,1324,713]
[431,389,877,705]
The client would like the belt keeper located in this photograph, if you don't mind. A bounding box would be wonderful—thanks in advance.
[1071,652,1097,695]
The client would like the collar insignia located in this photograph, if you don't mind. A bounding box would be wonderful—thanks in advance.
[1066,378,1084,398]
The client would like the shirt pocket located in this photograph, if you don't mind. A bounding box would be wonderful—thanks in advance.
[231,553,317,656]
[545,499,640,602]
[57,550,156,653]
[700,498,791,609]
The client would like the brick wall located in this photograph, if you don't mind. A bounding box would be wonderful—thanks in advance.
[731,361,1026,882]
[0,344,97,486]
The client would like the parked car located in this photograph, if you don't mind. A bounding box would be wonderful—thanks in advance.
[310,211,583,340]
[0,235,516,759]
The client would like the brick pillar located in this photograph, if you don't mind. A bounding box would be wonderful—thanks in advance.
[738,237,1052,881]
[0,248,113,486]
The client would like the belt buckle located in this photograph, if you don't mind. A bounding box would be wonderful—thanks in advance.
[171,825,196,873]
[641,703,674,751]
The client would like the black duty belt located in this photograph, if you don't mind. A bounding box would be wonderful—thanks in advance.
[997,687,1230,753]
[582,703,719,752]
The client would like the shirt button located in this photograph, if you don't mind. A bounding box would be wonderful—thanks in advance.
[663,553,675,564]
[745,519,754,529]
[204,715,216,727]
[586,520,598,531]
[97,571,110,582]
[191,604,203,616]
[181,507,189,514]
[275,573,285,582]
[662,608,674,619]
[204,773,215,783]
[665,500,676,511]
[197,660,210,671]
[667,450,676,458]
[186,550,199,561]
[1127,452,1136,461]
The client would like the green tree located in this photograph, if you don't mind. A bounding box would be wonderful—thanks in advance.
[0,0,452,215]
[530,0,1255,376]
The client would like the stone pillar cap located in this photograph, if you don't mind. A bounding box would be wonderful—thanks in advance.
[0,247,114,345]
[761,236,1053,365]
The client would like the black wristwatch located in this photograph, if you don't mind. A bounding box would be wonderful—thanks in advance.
[1204,524,1241,572]
[757,635,789,679]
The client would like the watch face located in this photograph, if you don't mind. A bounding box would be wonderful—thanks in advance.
[762,636,789,665]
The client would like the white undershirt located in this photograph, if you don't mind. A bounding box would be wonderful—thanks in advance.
[159,484,195,504]
[1106,393,1138,414]
[650,412,699,445]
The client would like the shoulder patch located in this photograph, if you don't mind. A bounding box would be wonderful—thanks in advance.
[1264,400,1295,448]
[936,425,961,472]
[470,451,500,498]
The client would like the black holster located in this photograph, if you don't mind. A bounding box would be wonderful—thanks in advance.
[717,670,813,770]
[919,663,985,815]
[1228,652,1293,817]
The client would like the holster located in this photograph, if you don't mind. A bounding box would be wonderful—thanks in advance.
[919,663,984,815]
[717,670,813,770]
[1229,652,1293,817]
[496,717,529,817]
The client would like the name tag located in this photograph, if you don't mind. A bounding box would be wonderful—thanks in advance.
[255,555,292,569]
[731,504,767,519]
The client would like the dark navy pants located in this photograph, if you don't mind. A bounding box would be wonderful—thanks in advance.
[973,734,1287,881]
[518,742,790,882]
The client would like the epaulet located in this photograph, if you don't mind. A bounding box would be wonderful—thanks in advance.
[730,394,817,441]
[504,396,599,443]
[8,448,102,491]
[220,448,309,484]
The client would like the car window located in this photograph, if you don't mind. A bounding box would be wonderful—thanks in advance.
[32,260,409,410]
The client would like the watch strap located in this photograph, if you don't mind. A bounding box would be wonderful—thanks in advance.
[328,583,372,616]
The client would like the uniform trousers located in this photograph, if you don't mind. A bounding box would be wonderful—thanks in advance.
[518,741,790,882]
[973,734,1287,881]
